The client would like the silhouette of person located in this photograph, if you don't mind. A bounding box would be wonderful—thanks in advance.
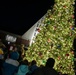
[32,58,59,75]
[30,60,38,73]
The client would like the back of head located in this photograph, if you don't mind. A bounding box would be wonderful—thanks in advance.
[21,59,28,65]
[10,51,19,60]
[31,60,36,66]
[46,58,55,68]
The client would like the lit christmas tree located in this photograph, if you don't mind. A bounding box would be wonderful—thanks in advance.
[25,0,76,74]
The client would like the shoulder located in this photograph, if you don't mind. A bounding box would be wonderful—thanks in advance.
[4,58,19,67]
[32,67,42,75]
[41,67,58,75]
[50,69,59,75]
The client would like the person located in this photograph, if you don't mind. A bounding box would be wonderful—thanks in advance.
[40,65,44,68]
[29,60,39,74]
[15,59,29,75]
[32,58,59,75]
[17,44,25,63]
[2,51,19,75]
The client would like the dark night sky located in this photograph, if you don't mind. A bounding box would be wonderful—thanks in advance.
[0,0,55,35]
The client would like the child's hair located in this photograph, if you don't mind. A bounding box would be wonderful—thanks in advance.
[40,65,44,68]
[21,59,28,65]
[31,60,36,66]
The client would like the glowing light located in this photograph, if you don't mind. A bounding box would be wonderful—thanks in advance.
[25,0,75,75]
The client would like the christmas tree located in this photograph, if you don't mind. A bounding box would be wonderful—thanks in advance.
[25,0,76,74]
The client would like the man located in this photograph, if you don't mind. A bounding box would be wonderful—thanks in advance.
[32,58,59,75]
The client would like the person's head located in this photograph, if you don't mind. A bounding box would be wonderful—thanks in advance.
[28,62,31,66]
[10,51,19,60]
[46,58,55,68]
[21,59,28,65]
[14,47,18,51]
[40,65,44,68]
[31,60,37,66]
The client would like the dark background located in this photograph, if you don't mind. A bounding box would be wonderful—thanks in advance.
[0,0,55,35]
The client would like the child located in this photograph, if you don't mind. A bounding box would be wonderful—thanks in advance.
[16,59,29,75]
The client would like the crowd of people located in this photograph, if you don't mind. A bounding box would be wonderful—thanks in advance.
[0,39,68,75]
[0,39,26,75]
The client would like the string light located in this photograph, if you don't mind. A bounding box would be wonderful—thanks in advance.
[25,0,76,75]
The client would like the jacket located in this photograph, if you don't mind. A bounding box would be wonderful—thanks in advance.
[16,65,29,75]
